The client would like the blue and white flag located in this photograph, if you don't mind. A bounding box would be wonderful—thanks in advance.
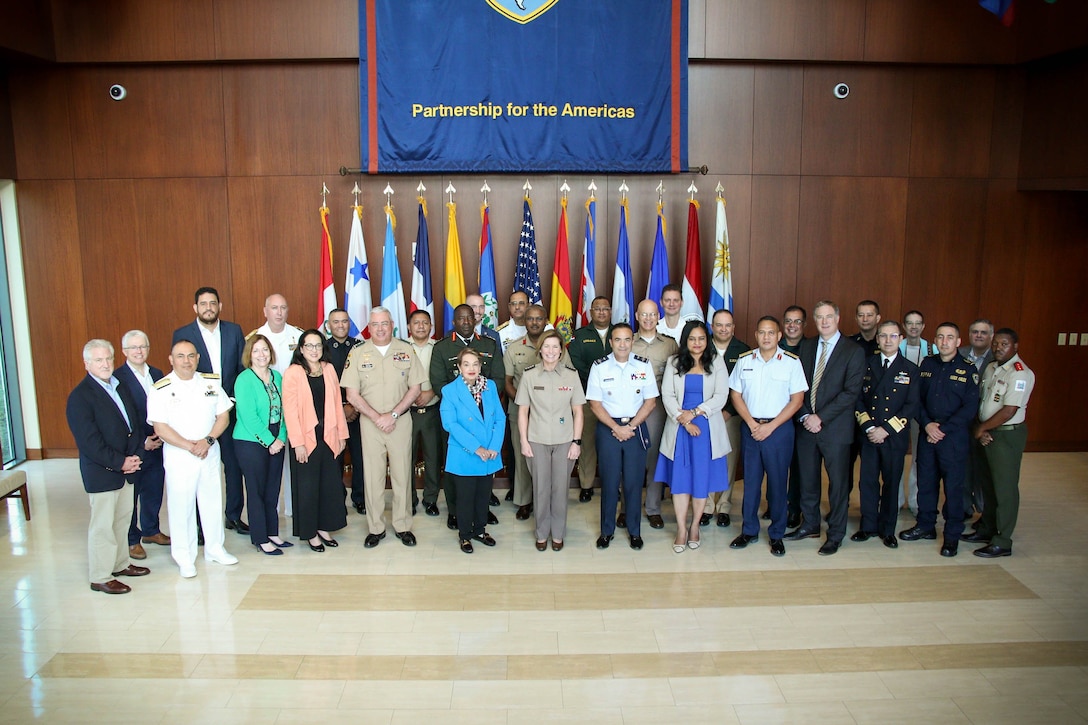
[646,204,670,315]
[344,205,372,338]
[706,196,733,316]
[380,205,408,339]
[611,200,634,325]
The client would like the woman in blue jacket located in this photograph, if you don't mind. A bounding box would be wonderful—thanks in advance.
[440,347,506,553]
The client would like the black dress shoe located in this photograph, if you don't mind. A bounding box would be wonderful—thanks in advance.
[616,512,626,528]
[850,530,876,543]
[882,535,898,549]
[579,489,593,503]
[973,543,1012,558]
[940,540,958,557]
[730,533,758,549]
[489,493,500,507]
[460,539,474,554]
[505,489,514,502]
[770,539,785,557]
[784,527,819,541]
[318,534,338,547]
[960,531,990,543]
[353,502,365,515]
[899,525,937,541]
[699,513,712,527]
[787,512,802,529]
[517,505,533,520]
[308,539,325,552]
[629,535,644,550]
[447,515,458,530]
[716,513,730,527]
[364,532,386,548]
[647,515,664,529]
[395,531,417,547]
[225,519,250,534]
[487,511,499,525]
[536,540,547,551]
[474,532,496,547]
[596,534,613,549]
[423,502,440,517]
[818,540,841,556]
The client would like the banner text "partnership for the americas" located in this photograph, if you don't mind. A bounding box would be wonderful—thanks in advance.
[410,102,636,119]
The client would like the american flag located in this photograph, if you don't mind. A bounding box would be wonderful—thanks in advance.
[514,197,542,304]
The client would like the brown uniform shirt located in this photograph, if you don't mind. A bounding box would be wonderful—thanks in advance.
[515,364,586,445]
[340,339,427,412]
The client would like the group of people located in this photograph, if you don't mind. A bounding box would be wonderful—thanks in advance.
[68,283,1035,594]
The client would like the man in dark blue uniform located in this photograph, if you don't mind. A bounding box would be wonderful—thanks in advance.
[853,321,919,549]
[899,322,979,557]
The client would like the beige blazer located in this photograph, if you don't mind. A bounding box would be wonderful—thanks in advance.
[658,356,731,461]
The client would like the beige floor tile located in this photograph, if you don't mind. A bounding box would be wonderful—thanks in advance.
[340,680,453,709]
[845,697,972,725]
[667,675,784,706]
[399,655,507,680]
[256,631,363,656]
[159,628,271,654]
[413,611,510,633]
[774,671,894,702]
[953,694,1086,724]
[977,665,1088,697]
[812,645,923,673]
[227,679,346,709]
[733,700,856,725]
[390,709,507,725]
[845,622,951,648]
[876,668,998,698]
[610,651,719,678]
[274,709,394,725]
[457,630,558,655]
[506,653,613,680]
[713,649,823,676]
[620,705,742,724]
[358,631,461,656]
[60,628,172,654]
[159,706,280,724]
[509,708,623,724]
[507,610,605,632]
[601,607,699,631]
[37,652,202,678]
[0,706,172,723]
[192,654,304,679]
[557,629,660,654]
[561,677,675,708]
[783,603,885,628]
[934,620,1045,644]
[693,606,790,629]
[1061,691,1088,719]
[749,624,854,650]
[317,611,417,633]
[451,679,563,709]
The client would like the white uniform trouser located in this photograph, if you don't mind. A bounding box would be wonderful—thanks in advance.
[165,444,228,569]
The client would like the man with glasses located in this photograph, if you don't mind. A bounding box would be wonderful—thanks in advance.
[852,321,919,549]
[114,330,170,561]
[959,319,994,372]
[706,309,751,528]
[778,306,807,527]
[569,296,613,502]
[342,307,427,548]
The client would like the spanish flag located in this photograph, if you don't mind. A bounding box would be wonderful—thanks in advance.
[550,197,574,344]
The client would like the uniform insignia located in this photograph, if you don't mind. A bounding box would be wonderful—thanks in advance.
[593,356,609,365]
[888,417,905,433]
[781,350,799,360]
[245,329,258,340]
[497,320,511,330]
[633,354,649,363]
[524,363,538,371]
[630,371,648,382]
[392,352,410,362]
[1014,380,1027,392]
[533,385,545,390]
[993,393,1001,402]
[894,373,910,384]
[200,372,221,379]
[1014,362,1024,371]
[153,378,172,389]
[603,377,615,383]
[737,349,755,359]
[558,386,571,391]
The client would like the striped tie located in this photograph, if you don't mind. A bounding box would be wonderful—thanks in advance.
[811,340,828,410]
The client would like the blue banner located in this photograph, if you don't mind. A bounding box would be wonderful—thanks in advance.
[360,0,688,173]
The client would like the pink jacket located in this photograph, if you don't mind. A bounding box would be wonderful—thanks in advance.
[282,362,349,457]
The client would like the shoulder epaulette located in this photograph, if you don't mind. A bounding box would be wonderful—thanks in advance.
[1014,361,1024,371]
[633,354,649,363]
[152,378,172,389]
[593,356,609,365]
[781,350,800,360]
[245,329,259,340]
[200,372,221,380]
[737,349,756,359]
[497,320,511,330]
[564,364,578,372]
[524,363,538,372]
[288,324,304,333]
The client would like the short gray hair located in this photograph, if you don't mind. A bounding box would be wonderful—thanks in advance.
[83,339,114,361]
[121,329,149,349]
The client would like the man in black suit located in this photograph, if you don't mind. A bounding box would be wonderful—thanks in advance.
[172,286,248,533]
[852,321,920,548]
[786,300,866,555]
[114,330,170,561]
[66,339,151,594]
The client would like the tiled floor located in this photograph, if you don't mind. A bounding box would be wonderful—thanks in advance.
[2,453,1087,723]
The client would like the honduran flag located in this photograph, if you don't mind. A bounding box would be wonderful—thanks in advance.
[646,203,670,315]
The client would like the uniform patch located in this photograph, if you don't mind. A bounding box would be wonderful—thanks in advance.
[1014,379,1027,392]
[894,373,910,384]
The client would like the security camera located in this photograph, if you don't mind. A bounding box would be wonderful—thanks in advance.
[833,83,849,99]
[109,84,127,101]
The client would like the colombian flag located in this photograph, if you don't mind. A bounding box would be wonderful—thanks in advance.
[444,201,466,335]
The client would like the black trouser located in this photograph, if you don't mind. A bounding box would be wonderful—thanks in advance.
[290,441,347,540]
[341,417,365,507]
[452,473,492,541]
[237,432,285,545]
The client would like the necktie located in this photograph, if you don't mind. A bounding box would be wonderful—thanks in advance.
[883,358,889,370]
[811,341,828,409]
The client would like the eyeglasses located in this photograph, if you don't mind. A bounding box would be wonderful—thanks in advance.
[301,343,324,351]
[123,345,150,351]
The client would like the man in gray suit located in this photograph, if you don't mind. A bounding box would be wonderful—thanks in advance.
[785,300,866,555]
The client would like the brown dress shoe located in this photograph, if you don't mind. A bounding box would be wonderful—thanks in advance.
[90,580,131,594]
[142,533,171,546]
[112,565,151,577]
[128,543,147,560]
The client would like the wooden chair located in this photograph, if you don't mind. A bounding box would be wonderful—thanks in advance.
[0,446,30,520]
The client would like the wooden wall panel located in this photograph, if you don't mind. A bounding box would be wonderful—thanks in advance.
[0,0,54,60]
[863,0,1014,65]
[16,181,85,451]
[908,68,995,178]
[746,175,800,332]
[796,177,908,334]
[8,68,74,179]
[705,0,866,61]
[752,66,803,175]
[51,0,215,63]
[977,180,1026,330]
[67,66,226,179]
[899,179,989,328]
[801,66,913,177]
[688,64,753,175]
[1015,0,1088,63]
[687,0,706,59]
[223,63,360,177]
[214,0,358,60]
[1018,56,1088,188]
[0,73,14,178]
[988,68,1026,180]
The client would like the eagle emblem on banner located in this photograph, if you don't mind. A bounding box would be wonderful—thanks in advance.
[486,0,559,24]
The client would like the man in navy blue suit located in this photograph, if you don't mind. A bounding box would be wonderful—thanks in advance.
[172,287,248,533]
[114,330,171,560]
[66,339,151,594]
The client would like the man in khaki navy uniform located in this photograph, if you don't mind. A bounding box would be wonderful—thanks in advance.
[497,289,531,353]
[504,304,570,520]
[147,340,238,579]
[342,307,427,548]
[964,328,1035,558]
[623,298,677,530]
[569,295,613,502]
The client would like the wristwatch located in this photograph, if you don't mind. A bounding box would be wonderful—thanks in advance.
[572,438,582,445]
[205,436,215,445]
[390,411,399,420]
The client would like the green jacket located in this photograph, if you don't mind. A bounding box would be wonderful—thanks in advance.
[232,367,288,447]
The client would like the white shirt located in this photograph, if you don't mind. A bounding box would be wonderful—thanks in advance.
[257,323,302,375]
[126,361,154,396]
[585,354,659,418]
[198,321,222,376]
[730,350,808,419]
